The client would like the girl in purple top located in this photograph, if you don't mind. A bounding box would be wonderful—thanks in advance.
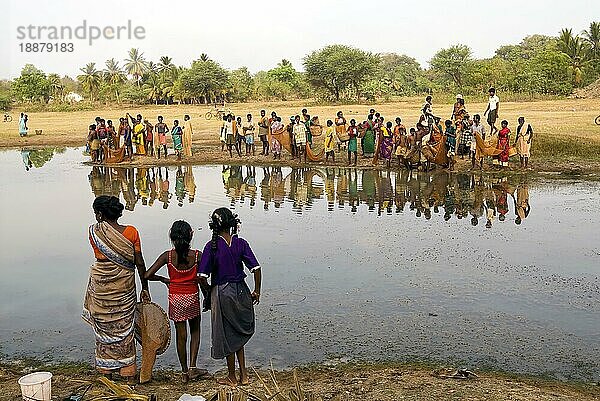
[198,207,262,387]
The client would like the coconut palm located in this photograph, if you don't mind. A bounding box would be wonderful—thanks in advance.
[47,73,64,101]
[582,21,600,61]
[158,56,175,74]
[124,48,148,85]
[558,28,587,86]
[142,73,162,104]
[104,58,126,102]
[200,53,209,62]
[77,63,101,101]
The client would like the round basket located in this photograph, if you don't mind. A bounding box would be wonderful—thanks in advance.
[134,301,171,355]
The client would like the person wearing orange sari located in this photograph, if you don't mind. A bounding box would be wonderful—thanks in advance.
[182,115,193,158]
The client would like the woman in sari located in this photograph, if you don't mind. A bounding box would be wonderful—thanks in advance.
[19,113,28,137]
[172,120,183,160]
[363,114,375,157]
[83,195,149,383]
[497,120,511,168]
[379,121,394,168]
[182,115,193,157]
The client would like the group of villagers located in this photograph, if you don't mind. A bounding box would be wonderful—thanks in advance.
[86,113,195,163]
[217,88,534,170]
[84,196,261,386]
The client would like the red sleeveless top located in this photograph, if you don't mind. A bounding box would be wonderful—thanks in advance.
[167,249,200,295]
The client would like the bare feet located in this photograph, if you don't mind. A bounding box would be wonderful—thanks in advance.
[238,375,250,386]
[217,376,238,387]
[189,367,209,380]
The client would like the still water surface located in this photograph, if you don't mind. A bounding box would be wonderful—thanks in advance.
[1,148,599,381]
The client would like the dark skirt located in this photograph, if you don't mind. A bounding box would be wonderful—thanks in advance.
[210,281,255,359]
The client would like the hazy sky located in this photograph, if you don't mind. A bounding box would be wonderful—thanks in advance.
[1,0,599,79]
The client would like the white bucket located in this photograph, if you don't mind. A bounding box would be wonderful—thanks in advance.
[18,372,52,401]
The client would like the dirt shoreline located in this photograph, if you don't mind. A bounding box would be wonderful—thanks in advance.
[6,138,600,177]
[1,361,598,401]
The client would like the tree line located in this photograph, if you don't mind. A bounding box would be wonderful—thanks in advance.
[1,21,598,110]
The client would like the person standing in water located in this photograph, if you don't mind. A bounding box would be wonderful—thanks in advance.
[145,220,209,383]
[198,208,262,387]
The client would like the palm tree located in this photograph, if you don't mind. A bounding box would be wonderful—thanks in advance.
[142,73,162,104]
[147,61,158,75]
[582,21,600,61]
[77,63,101,101]
[279,59,292,67]
[558,28,587,86]
[47,73,64,101]
[124,48,148,85]
[200,53,209,62]
[158,56,176,75]
[104,58,126,102]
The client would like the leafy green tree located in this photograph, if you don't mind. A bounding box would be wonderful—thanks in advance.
[429,44,473,89]
[229,67,254,102]
[124,48,148,86]
[519,50,573,95]
[0,80,12,110]
[303,45,379,100]
[11,64,51,103]
[179,58,229,103]
[77,63,101,101]
[495,35,556,61]
[376,53,423,96]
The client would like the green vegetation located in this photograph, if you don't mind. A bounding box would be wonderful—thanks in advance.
[3,21,599,110]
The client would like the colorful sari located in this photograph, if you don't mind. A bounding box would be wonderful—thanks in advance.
[83,222,137,376]
[497,127,511,165]
[132,123,146,155]
[172,126,183,152]
[363,120,375,156]
[379,127,393,160]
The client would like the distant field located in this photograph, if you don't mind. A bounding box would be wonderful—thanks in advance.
[2,98,600,163]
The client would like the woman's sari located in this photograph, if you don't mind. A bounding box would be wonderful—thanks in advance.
[363,121,375,156]
[83,222,137,375]
[182,121,193,157]
[172,126,183,152]
[379,127,393,161]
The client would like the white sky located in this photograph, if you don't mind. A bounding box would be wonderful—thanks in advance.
[1,0,599,80]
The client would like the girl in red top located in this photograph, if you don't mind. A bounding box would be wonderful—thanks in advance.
[145,220,208,383]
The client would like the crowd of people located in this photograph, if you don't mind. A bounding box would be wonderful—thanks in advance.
[85,88,535,171]
[85,197,261,385]
[86,113,195,163]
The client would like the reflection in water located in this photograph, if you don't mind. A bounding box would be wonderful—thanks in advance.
[88,165,531,227]
[20,147,66,170]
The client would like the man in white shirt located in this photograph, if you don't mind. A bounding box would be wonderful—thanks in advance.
[484,87,500,135]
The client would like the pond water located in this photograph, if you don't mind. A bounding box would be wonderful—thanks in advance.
[0,147,599,381]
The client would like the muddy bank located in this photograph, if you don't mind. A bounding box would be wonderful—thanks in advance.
[11,138,600,176]
[1,361,598,401]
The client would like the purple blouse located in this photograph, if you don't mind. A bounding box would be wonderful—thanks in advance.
[198,235,260,285]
